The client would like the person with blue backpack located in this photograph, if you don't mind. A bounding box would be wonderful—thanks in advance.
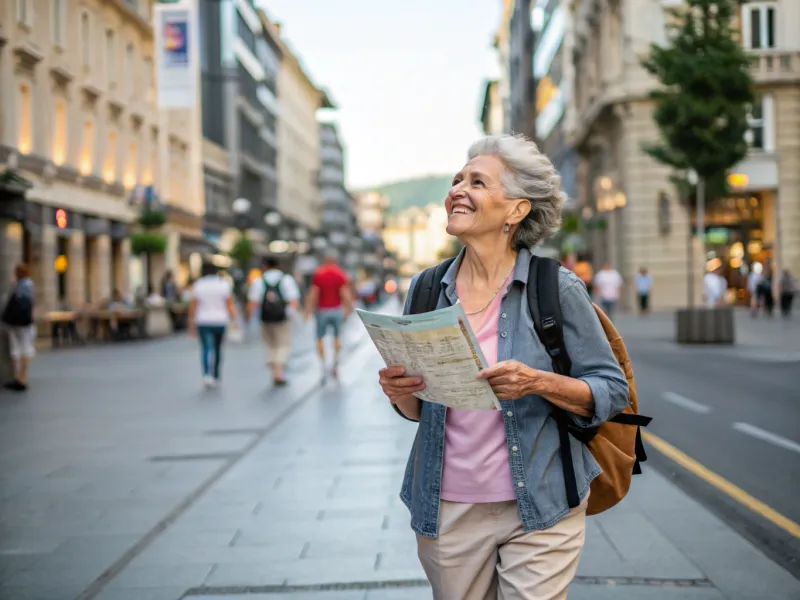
[377,135,649,599]
[2,264,36,391]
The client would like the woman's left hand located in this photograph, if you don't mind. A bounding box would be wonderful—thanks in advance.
[477,360,544,400]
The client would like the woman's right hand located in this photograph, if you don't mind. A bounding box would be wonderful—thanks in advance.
[379,366,424,420]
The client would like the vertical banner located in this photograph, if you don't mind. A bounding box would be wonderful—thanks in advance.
[153,1,197,108]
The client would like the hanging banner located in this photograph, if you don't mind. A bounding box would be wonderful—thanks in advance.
[153,1,197,108]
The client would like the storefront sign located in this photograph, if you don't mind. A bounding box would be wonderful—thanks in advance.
[154,2,198,108]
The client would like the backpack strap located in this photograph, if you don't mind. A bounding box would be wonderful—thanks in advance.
[527,256,581,509]
[409,257,456,314]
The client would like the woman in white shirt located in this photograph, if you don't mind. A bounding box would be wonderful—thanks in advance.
[189,263,238,388]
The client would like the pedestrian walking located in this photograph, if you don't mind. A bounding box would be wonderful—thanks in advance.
[188,262,238,389]
[747,263,764,316]
[703,266,728,308]
[779,268,796,318]
[305,250,352,379]
[635,266,653,314]
[2,264,36,391]
[378,135,630,600]
[593,263,623,318]
[246,258,300,386]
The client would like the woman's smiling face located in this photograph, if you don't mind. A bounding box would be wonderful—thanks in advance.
[445,155,529,241]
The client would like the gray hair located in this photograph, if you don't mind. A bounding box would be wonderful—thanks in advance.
[468,134,566,250]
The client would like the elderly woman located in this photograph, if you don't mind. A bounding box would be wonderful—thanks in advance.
[378,134,629,600]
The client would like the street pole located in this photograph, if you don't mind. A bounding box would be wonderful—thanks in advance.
[696,177,706,277]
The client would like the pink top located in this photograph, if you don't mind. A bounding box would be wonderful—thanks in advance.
[440,277,516,503]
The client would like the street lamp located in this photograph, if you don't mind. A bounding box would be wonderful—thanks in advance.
[264,210,282,228]
[232,197,252,216]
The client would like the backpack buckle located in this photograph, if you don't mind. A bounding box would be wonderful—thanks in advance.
[542,316,556,330]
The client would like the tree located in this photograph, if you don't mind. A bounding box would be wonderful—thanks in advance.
[641,0,754,201]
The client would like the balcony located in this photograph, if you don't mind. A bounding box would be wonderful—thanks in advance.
[749,50,800,85]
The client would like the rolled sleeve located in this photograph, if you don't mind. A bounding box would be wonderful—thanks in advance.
[559,276,629,429]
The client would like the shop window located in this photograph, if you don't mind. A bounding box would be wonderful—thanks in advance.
[18,85,32,154]
[742,2,776,50]
[52,101,67,165]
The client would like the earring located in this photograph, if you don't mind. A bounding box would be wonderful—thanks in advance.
[503,223,510,233]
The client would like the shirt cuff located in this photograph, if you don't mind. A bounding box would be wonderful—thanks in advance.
[571,376,614,429]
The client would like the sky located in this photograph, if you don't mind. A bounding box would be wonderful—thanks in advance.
[257,0,499,190]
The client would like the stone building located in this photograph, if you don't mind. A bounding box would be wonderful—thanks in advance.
[570,0,800,309]
[0,0,198,308]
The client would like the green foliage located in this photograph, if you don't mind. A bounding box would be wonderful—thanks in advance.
[0,169,33,193]
[228,235,254,266]
[561,214,580,234]
[641,0,754,200]
[138,207,167,229]
[130,232,168,255]
[374,175,453,214]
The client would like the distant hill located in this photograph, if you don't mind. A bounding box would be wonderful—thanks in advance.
[373,175,452,213]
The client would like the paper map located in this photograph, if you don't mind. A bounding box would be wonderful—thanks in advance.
[357,305,500,411]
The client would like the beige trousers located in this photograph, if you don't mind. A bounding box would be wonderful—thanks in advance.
[417,496,588,600]
[260,322,292,366]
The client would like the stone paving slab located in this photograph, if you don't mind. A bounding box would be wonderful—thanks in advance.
[0,318,365,598]
[94,345,800,600]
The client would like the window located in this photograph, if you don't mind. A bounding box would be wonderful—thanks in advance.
[747,94,774,152]
[125,43,135,96]
[104,132,118,182]
[106,30,116,86]
[18,85,32,155]
[53,101,67,164]
[742,3,776,50]
[80,12,91,70]
[16,0,32,26]
[124,143,138,189]
[52,0,65,46]
[80,120,94,175]
[143,58,152,101]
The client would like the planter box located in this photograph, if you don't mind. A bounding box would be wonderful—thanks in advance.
[675,307,735,345]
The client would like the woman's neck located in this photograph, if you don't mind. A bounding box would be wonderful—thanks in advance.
[459,239,517,287]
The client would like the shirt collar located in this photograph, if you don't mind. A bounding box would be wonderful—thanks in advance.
[441,246,533,304]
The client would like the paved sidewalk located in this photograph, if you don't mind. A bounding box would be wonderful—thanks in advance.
[87,347,798,599]
[614,309,800,362]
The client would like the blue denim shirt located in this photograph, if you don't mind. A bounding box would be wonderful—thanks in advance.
[400,248,629,537]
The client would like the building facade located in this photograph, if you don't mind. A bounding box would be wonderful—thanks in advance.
[198,0,281,259]
[318,119,360,276]
[509,0,536,137]
[0,0,194,309]
[267,16,323,234]
[570,0,800,310]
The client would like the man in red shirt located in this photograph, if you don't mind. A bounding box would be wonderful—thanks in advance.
[305,251,352,378]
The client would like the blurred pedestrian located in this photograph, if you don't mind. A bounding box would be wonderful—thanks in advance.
[305,250,352,380]
[2,264,35,391]
[779,268,796,318]
[573,254,594,291]
[246,258,300,386]
[593,263,623,318]
[747,263,764,317]
[635,266,653,315]
[703,266,727,308]
[379,135,629,600]
[188,262,238,389]
[756,270,774,316]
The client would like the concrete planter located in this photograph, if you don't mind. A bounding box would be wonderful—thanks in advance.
[675,307,735,345]
[145,306,172,338]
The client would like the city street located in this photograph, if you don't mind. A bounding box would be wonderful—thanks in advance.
[0,306,799,600]
[615,312,800,578]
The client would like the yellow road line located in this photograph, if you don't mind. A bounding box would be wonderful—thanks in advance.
[642,431,800,539]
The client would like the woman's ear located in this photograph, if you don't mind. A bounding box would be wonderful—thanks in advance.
[507,199,532,226]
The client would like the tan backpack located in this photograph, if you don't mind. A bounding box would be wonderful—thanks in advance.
[529,258,651,516]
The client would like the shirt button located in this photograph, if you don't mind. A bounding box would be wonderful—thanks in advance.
[501,313,507,319]
[511,446,519,452]
[517,481,525,488]
[506,411,513,417]
[500,332,508,338]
